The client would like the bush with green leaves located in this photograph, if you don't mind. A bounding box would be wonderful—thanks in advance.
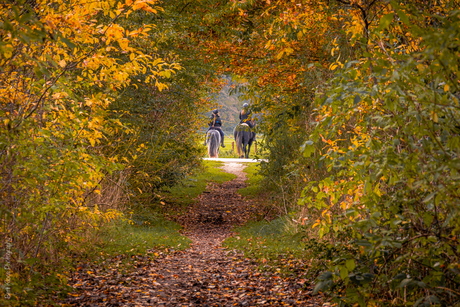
[300,6,460,306]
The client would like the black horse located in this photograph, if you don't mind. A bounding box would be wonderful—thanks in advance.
[233,123,256,159]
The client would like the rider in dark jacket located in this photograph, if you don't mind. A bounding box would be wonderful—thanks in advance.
[205,109,225,147]
[239,103,255,128]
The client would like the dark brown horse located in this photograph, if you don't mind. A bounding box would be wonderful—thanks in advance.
[233,123,256,159]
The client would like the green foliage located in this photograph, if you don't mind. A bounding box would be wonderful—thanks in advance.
[260,119,306,180]
[254,115,313,210]
[300,6,460,306]
[166,0,335,203]
[0,269,70,306]
[104,5,218,209]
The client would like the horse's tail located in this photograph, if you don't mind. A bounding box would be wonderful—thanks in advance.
[234,124,244,157]
[207,130,221,158]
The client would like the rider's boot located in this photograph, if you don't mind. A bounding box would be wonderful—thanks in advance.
[220,133,225,147]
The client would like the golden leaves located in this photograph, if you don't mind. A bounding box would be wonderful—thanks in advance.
[0,0,177,227]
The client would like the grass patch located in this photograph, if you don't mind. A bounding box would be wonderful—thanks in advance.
[238,163,263,197]
[161,160,236,206]
[99,219,191,255]
[69,216,191,268]
[224,216,334,283]
[70,217,191,282]
[223,217,306,274]
[92,218,191,257]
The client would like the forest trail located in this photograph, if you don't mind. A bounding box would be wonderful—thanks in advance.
[63,163,322,306]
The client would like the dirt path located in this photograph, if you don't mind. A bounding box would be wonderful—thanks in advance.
[63,163,322,306]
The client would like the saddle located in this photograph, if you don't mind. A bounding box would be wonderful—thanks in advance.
[239,123,252,132]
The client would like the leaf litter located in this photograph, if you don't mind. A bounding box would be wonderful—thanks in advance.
[61,163,324,306]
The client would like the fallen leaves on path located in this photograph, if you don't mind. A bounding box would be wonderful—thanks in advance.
[62,164,324,306]
[177,180,257,230]
[64,238,322,306]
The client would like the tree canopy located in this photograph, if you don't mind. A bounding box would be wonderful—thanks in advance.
[1,0,460,305]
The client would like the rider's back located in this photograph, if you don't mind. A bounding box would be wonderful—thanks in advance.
[209,114,222,128]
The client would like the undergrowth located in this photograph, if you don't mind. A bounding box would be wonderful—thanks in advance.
[89,160,236,260]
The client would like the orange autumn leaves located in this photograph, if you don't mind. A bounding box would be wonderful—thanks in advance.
[195,0,337,92]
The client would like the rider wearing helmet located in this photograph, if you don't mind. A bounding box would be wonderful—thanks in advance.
[239,103,255,128]
[205,109,225,147]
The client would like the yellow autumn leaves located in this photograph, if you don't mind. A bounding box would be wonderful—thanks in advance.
[0,0,180,285]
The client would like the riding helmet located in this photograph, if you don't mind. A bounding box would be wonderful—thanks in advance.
[243,103,249,108]
[212,109,219,114]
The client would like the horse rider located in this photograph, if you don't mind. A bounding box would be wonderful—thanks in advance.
[205,109,225,147]
[239,103,255,128]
